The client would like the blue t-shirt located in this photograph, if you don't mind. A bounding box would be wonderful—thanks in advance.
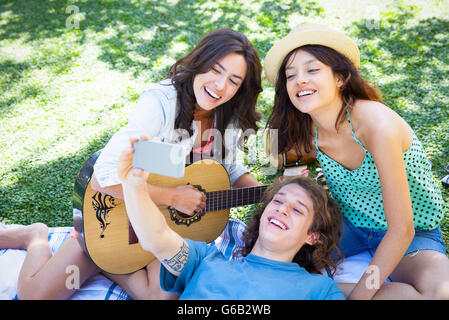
[160,239,345,300]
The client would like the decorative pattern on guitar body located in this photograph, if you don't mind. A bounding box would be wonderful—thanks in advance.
[91,192,118,238]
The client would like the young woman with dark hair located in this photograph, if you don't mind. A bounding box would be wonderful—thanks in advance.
[0,28,263,300]
[169,28,262,144]
[92,28,263,205]
[265,24,449,300]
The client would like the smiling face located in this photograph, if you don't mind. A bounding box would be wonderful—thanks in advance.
[192,52,247,112]
[285,49,342,116]
[253,183,319,261]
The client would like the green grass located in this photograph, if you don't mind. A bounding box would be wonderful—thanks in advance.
[1,0,448,250]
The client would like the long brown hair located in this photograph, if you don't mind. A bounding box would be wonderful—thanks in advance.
[168,28,262,151]
[235,176,342,275]
[266,45,382,156]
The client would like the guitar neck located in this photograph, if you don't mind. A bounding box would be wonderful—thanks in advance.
[205,185,269,212]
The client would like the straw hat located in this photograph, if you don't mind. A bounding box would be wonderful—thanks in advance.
[264,24,360,85]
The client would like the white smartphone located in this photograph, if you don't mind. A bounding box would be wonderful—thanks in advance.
[132,139,185,178]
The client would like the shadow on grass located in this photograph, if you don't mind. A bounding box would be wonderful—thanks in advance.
[0,60,36,117]
[0,0,323,120]
[1,0,323,76]
[86,0,323,80]
[0,131,115,227]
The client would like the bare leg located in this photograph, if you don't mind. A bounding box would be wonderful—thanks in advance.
[0,224,100,300]
[338,282,425,300]
[390,250,449,299]
[338,250,449,300]
[0,223,49,250]
[105,260,178,300]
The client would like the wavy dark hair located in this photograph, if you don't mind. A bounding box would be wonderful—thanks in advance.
[235,176,342,275]
[266,45,382,156]
[167,28,262,152]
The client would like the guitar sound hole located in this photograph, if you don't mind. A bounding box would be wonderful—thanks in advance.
[168,206,203,226]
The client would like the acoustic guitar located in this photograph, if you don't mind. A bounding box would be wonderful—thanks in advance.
[73,151,269,275]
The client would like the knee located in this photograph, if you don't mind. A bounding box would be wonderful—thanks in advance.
[25,223,50,250]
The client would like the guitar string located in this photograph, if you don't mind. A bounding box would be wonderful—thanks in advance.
[206,188,266,204]
[203,186,268,212]
[206,187,268,204]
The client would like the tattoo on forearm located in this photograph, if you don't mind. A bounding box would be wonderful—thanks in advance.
[162,242,189,273]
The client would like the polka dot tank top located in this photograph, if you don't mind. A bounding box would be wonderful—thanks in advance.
[314,110,445,231]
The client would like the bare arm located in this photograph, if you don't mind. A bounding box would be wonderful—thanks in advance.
[121,183,188,276]
[231,172,261,188]
[91,174,206,216]
[117,137,190,276]
[91,175,171,203]
[348,111,415,300]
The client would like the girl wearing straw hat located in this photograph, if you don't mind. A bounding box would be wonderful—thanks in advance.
[265,24,448,300]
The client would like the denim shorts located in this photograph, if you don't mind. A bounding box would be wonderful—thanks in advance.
[337,216,447,259]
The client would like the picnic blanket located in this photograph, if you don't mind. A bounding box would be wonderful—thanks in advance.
[0,219,372,300]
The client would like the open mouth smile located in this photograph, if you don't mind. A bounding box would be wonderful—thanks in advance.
[204,87,221,100]
[296,89,317,99]
[268,217,289,230]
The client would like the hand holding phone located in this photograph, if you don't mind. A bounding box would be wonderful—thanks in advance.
[118,136,204,215]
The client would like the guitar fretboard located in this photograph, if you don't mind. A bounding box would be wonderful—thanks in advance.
[205,185,269,212]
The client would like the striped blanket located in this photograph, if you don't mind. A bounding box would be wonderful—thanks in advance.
[0,219,371,300]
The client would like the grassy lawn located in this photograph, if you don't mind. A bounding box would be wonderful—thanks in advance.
[1,0,448,250]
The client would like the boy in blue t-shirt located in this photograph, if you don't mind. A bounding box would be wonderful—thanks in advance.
[118,136,344,300]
